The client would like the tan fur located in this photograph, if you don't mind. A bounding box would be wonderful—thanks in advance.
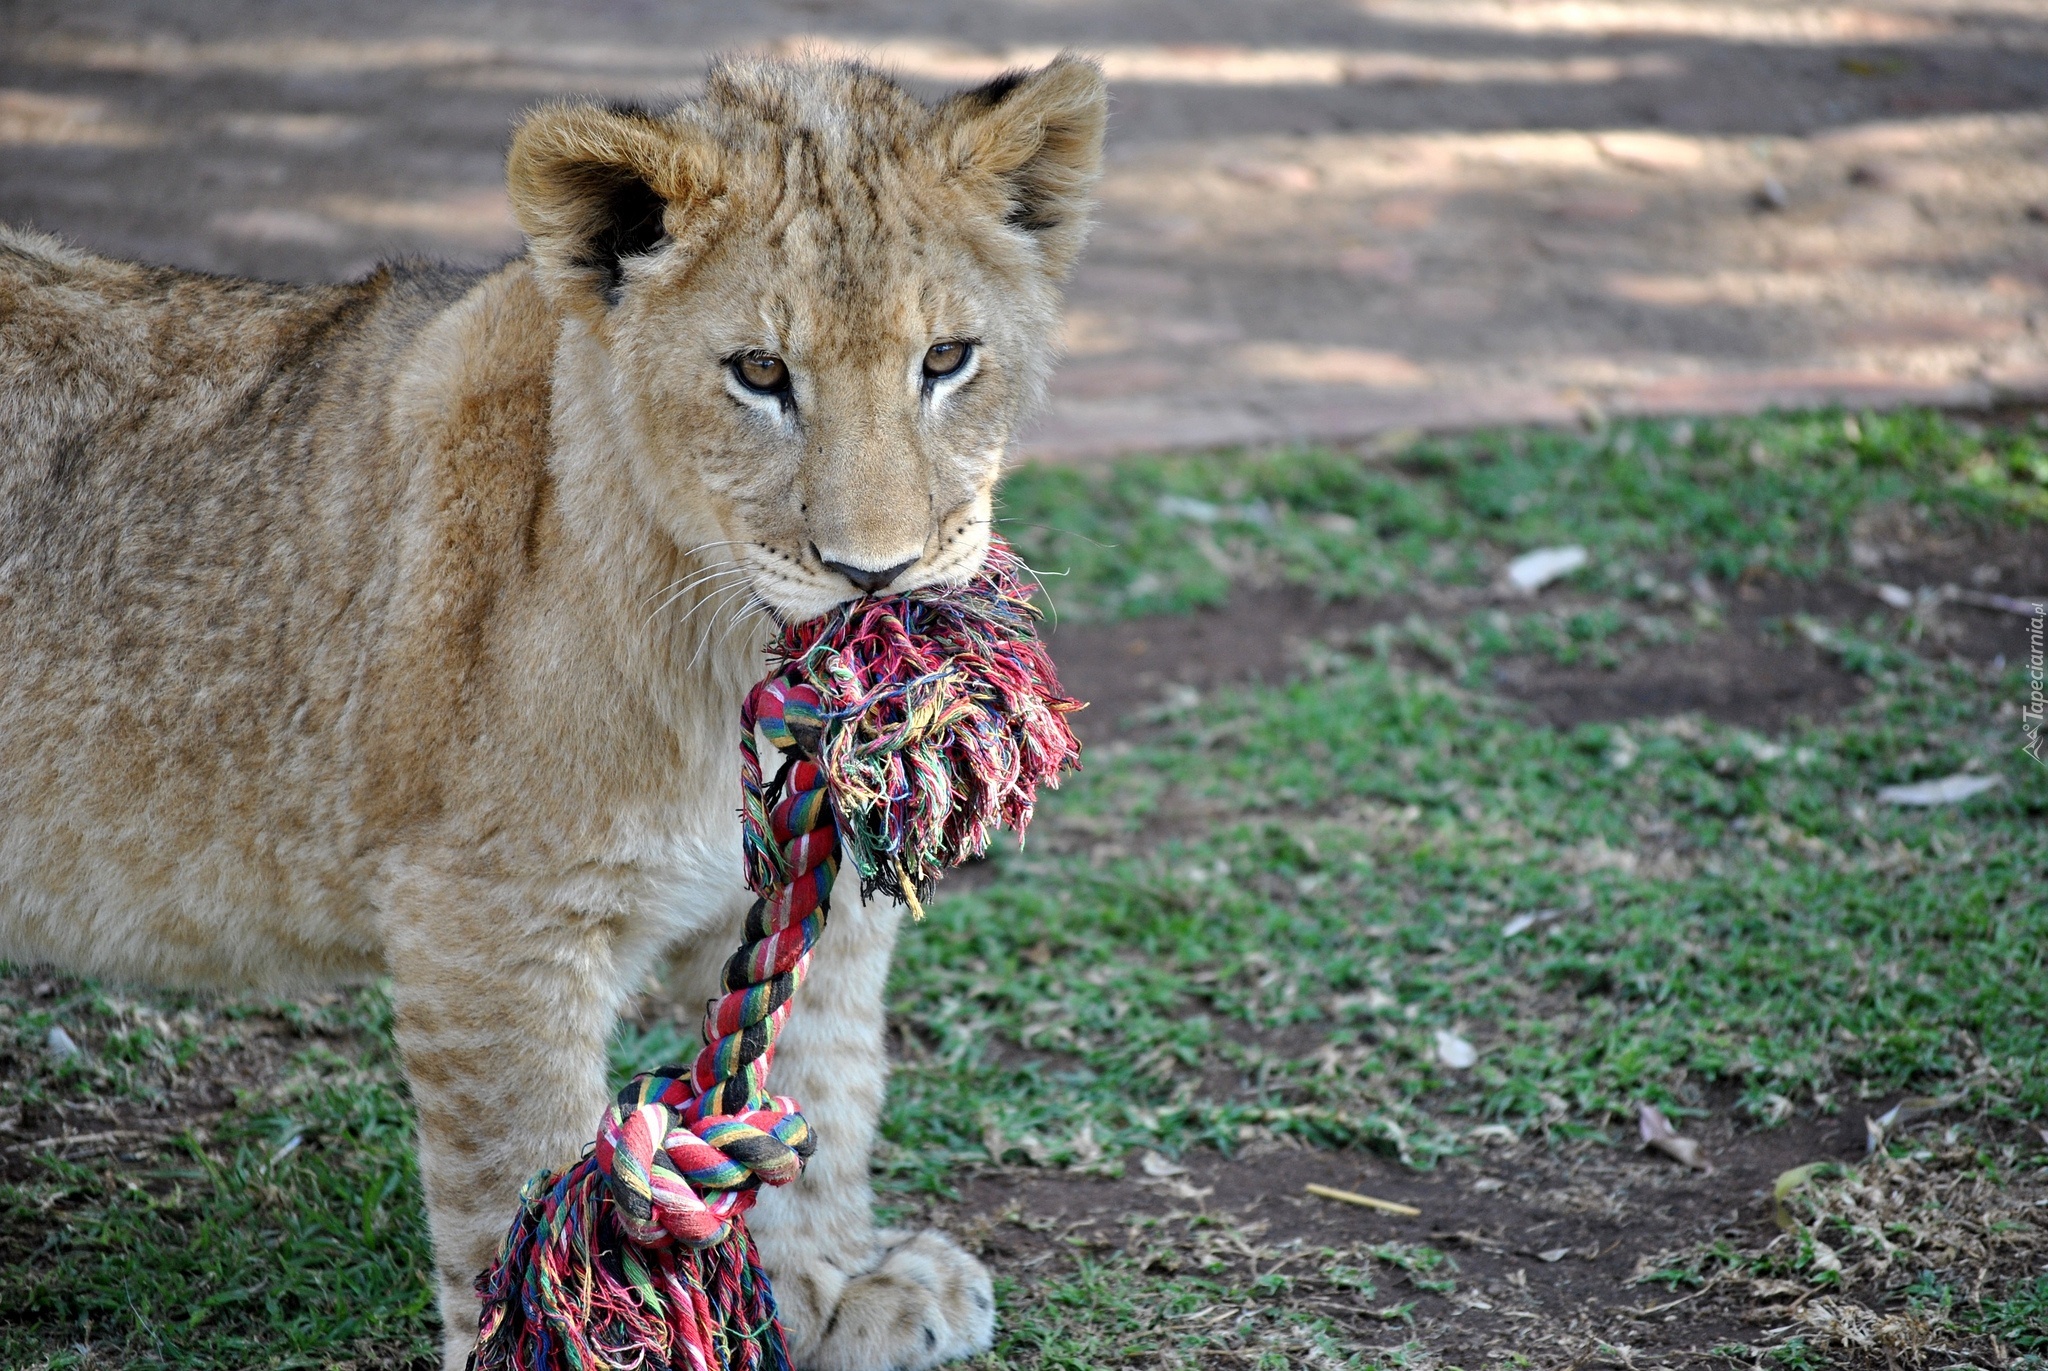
[0,55,1105,1370]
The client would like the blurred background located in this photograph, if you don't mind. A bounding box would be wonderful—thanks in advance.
[6,0,2048,460]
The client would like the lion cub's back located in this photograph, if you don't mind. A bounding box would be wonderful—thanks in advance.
[0,227,467,985]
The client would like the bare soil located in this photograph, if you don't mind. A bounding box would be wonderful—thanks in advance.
[1049,578,1857,738]
[918,1103,1866,1368]
[0,972,368,1187]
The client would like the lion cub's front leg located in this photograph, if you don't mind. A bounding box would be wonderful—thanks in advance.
[383,867,654,1371]
[674,888,995,1371]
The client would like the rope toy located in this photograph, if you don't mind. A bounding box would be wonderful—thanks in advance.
[471,540,1081,1371]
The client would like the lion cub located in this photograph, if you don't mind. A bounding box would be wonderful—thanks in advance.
[0,55,1105,1370]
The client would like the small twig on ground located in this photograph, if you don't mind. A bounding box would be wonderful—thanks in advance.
[1304,1183,1421,1216]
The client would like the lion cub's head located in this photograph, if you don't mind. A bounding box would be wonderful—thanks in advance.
[506,56,1106,621]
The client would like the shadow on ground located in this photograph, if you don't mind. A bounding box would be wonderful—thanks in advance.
[6,0,2048,454]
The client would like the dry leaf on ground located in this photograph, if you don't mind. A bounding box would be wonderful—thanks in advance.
[1638,1102,1711,1172]
[1138,1150,1187,1178]
[1502,908,1563,937]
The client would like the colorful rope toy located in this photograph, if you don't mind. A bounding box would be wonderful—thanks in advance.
[471,540,1082,1371]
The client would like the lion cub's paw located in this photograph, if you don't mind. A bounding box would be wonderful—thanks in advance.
[803,1228,995,1371]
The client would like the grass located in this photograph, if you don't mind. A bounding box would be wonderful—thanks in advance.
[870,643,2044,1191]
[996,406,2048,620]
[3,407,2045,1368]
[0,988,434,1368]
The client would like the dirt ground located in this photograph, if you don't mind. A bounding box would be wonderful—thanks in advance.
[6,1,2048,459]
[904,1102,2045,1369]
[921,1107,1856,1367]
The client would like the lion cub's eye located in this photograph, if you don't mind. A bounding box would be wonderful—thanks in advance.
[922,340,971,380]
[733,351,790,394]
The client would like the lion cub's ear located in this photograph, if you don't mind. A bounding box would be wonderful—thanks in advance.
[506,101,714,308]
[939,56,1108,278]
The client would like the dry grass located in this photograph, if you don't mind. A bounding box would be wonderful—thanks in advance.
[1645,1129,2048,1367]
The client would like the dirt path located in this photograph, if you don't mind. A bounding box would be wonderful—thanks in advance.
[7,1,2048,459]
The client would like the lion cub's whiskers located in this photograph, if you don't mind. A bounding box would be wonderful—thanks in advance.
[685,579,755,635]
[645,567,751,627]
[637,541,755,607]
[715,594,770,651]
[641,544,743,590]
[684,584,765,673]
[945,520,1062,625]
[642,556,749,607]
[1004,552,1064,627]
[672,583,755,649]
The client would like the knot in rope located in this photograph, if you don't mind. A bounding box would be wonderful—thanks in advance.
[592,739,833,1249]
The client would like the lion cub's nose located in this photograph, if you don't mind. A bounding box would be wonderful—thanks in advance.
[816,549,920,596]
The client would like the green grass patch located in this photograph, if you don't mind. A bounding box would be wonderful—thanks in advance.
[0,990,435,1369]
